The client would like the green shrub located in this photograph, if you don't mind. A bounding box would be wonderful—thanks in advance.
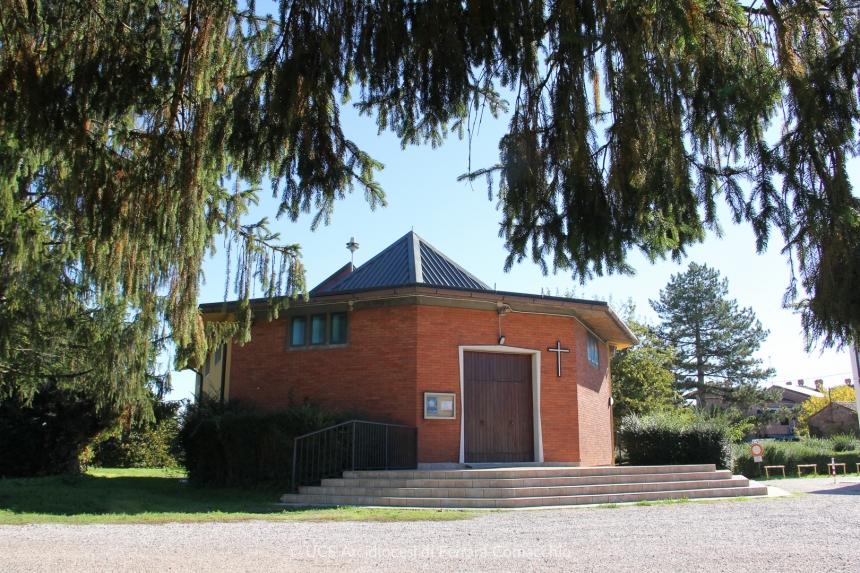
[90,400,183,469]
[178,396,377,488]
[618,412,734,469]
[0,384,116,477]
[829,434,860,453]
[732,437,860,477]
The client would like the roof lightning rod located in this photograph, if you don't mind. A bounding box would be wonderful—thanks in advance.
[346,237,359,266]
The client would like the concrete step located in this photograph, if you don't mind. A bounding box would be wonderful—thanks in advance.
[298,477,752,499]
[320,470,734,489]
[282,465,766,509]
[281,483,769,508]
[343,464,716,480]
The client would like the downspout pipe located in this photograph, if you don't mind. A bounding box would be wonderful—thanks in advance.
[851,344,860,432]
[219,344,227,408]
[186,367,201,401]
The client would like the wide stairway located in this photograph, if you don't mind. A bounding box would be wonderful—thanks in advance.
[281,464,767,509]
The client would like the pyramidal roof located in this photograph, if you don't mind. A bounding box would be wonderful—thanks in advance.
[311,231,490,294]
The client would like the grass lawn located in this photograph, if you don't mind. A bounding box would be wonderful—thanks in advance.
[0,468,475,525]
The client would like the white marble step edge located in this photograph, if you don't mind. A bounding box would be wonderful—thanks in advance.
[280,484,769,508]
[343,464,717,480]
[297,477,752,499]
[321,469,734,489]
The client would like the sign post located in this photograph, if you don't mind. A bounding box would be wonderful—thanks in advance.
[750,442,764,476]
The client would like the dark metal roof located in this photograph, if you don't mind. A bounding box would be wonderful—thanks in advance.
[309,262,355,295]
[314,231,490,294]
[198,231,639,347]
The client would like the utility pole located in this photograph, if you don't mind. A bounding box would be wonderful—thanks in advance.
[851,344,860,432]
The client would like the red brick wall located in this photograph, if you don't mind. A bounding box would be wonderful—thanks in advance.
[412,306,582,463]
[808,403,860,437]
[575,328,613,466]
[226,302,613,465]
[417,307,585,463]
[228,306,420,427]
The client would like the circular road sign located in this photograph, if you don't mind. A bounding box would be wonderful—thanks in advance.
[750,443,764,457]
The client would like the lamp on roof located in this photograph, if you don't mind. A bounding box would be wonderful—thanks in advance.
[346,237,359,266]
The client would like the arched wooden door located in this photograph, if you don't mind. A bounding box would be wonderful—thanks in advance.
[463,351,534,463]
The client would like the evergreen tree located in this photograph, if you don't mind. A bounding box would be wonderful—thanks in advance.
[0,212,168,474]
[650,263,777,409]
[2,1,860,425]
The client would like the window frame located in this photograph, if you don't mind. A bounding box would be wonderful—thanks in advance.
[330,312,349,345]
[290,316,308,347]
[586,332,600,367]
[309,314,328,346]
[287,311,350,350]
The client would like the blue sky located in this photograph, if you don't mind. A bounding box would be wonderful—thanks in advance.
[167,69,857,402]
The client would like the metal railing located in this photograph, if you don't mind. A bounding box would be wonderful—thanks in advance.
[291,420,418,492]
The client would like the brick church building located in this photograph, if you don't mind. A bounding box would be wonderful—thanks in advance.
[196,231,637,466]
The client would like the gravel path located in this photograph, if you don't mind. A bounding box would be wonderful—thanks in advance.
[2,477,859,573]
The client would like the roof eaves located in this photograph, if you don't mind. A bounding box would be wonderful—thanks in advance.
[198,285,639,346]
[604,304,640,347]
[200,285,613,312]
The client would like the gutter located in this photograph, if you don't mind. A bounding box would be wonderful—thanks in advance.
[199,285,639,347]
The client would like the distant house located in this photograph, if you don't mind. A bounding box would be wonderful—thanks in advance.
[806,401,859,437]
[754,380,824,439]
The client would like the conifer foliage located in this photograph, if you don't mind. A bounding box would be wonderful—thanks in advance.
[651,263,776,408]
[2,1,860,421]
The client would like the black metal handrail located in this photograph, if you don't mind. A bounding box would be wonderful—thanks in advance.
[291,420,418,493]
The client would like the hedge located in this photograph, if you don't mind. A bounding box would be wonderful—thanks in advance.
[618,412,733,470]
[0,384,116,477]
[178,397,376,488]
[732,437,860,478]
[89,400,183,469]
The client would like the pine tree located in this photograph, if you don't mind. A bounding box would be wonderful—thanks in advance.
[2,1,860,423]
[650,263,777,409]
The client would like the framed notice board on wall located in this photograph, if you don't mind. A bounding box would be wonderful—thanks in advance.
[424,392,456,419]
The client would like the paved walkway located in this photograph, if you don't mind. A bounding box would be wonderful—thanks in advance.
[1,477,859,572]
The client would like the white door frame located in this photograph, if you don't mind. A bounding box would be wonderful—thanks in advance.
[458,345,544,464]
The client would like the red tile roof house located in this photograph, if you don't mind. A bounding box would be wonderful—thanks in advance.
[806,401,859,437]
[195,231,767,507]
[751,381,825,439]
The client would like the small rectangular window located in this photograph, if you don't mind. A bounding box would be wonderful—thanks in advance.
[291,316,307,346]
[587,333,599,366]
[310,315,327,345]
[214,344,222,365]
[331,312,348,344]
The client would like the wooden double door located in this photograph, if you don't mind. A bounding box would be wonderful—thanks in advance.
[463,351,535,463]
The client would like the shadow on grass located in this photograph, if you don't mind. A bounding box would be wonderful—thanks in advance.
[0,471,285,517]
[0,470,478,524]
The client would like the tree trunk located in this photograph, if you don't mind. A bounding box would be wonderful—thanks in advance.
[696,328,706,407]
